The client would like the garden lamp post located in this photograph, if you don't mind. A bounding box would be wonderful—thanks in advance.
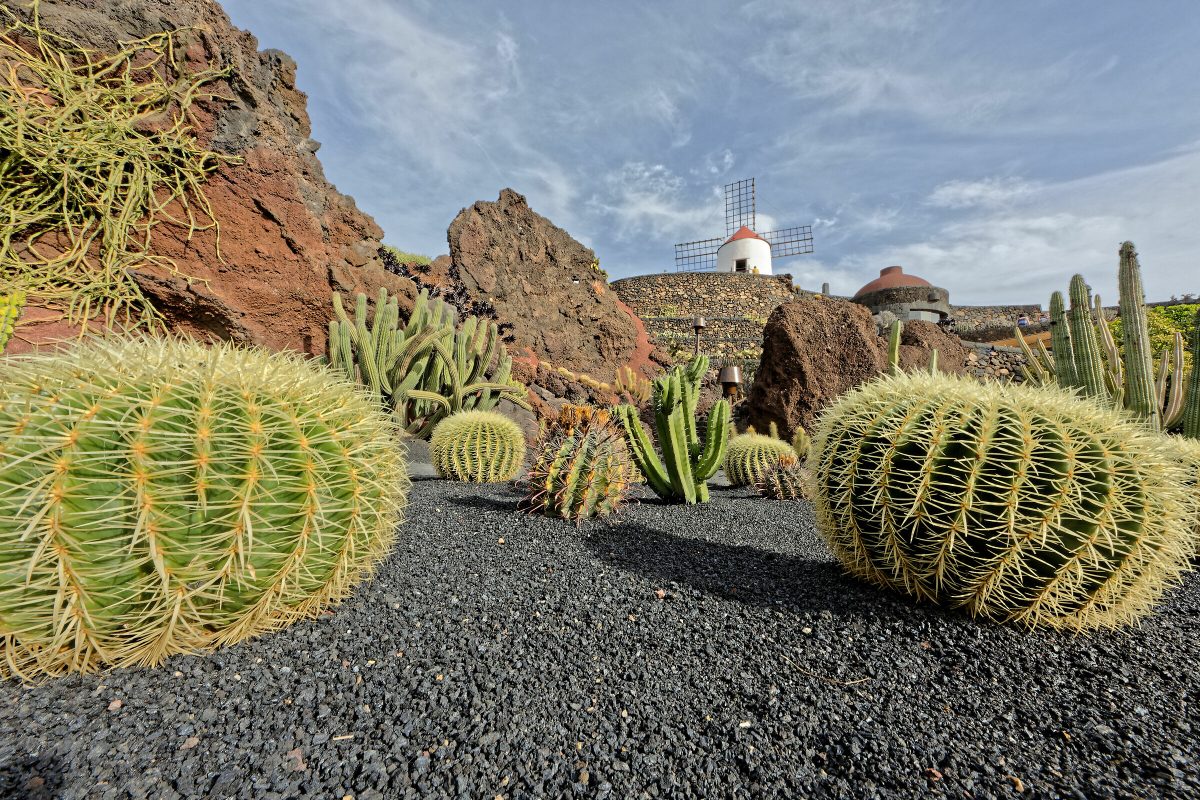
[718,365,742,399]
[692,316,707,356]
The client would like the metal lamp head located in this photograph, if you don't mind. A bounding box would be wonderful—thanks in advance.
[692,316,707,333]
[718,365,742,397]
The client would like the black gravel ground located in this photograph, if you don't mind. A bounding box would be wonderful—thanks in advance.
[2,478,1199,799]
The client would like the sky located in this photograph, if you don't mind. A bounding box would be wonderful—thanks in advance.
[221,0,1200,305]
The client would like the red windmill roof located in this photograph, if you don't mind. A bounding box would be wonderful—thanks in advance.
[724,226,765,244]
[853,266,932,299]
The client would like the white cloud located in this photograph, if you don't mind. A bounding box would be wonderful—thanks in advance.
[927,177,1040,209]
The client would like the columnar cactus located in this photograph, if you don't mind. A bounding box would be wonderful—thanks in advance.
[724,432,796,487]
[521,425,635,521]
[430,410,526,482]
[1117,243,1160,427]
[791,425,811,461]
[1185,311,1200,440]
[0,337,408,680]
[329,288,528,439]
[756,459,808,501]
[1165,436,1200,553]
[811,371,1195,630]
[616,355,730,504]
[1067,274,1109,400]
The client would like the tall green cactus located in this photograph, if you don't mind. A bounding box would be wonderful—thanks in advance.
[1117,243,1160,427]
[328,288,528,438]
[616,355,730,504]
[1067,274,1109,400]
[1186,311,1200,439]
[1049,290,1074,386]
[811,371,1195,630]
[0,337,408,680]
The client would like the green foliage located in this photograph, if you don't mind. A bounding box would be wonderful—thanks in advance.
[0,3,235,330]
[756,461,810,501]
[0,290,24,354]
[616,355,730,504]
[430,410,526,483]
[0,337,408,680]
[328,287,528,439]
[811,371,1195,630]
[1109,304,1198,375]
[382,245,432,266]
[724,433,795,487]
[521,424,635,521]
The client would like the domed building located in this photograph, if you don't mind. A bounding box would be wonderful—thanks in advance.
[852,266,950,324]
[716,226,773,275]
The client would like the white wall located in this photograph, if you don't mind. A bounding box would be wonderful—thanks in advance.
[716,236,773,275]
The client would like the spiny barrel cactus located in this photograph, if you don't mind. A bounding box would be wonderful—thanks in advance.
[616,355,730,504]
[521,426,635,521]
[811,371,1194,631]
[756,459,808,501]
[725,432,796,487]
[0,337,408,680]
[543,403,612,440]
[430,410,525,483]
[0,290,25,354]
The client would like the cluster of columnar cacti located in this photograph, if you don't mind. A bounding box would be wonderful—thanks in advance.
[0,290,24,354]
[328,288,528,438]
[521,414,636,521]
[0,337,408,680]
[543,402,613,439]
[810,371,1195,630]
[430,410,526,483]
[616,355,730,504]
[724,424,797,487]
[1017,242,1200,437]
[614,365,652,407]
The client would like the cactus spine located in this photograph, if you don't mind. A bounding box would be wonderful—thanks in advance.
[811,371,1194,630]
[0,290,24,354]
[616,355,730,504]
[430,410,526,483]
[724,433,796,487]
[0,337,408,680]
[521,424,635,521]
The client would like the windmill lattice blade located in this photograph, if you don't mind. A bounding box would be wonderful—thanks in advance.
[674,238,723,272]
[761,226,814,258]
[724,178,755,236]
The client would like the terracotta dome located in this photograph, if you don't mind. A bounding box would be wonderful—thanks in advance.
[853,266,932,300]
[724,225,765,244]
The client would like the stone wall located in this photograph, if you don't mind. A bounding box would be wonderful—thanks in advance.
[964,342,1028,383]
[611,272,802,363]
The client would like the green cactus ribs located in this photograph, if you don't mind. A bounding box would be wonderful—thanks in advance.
[616,355,730,504]
[724,433,796,487]
[521,423,635,521]
[0,336,408,680]
[811,371,1194,631]
[430,410,526,483]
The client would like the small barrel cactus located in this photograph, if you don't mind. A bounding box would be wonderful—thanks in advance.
[756,458,808,501]
[0,337,408,680]
[812,371,1194,631]
[724,432,796,487]
[0,290,25,354]
[521,425,635,521]
[431,410,525,482]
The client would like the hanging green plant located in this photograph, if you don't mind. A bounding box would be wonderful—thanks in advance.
[0,1,236,330]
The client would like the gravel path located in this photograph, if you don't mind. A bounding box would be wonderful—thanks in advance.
[2,478,1199,799]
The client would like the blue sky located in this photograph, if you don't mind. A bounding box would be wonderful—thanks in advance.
[221,0,1200,305]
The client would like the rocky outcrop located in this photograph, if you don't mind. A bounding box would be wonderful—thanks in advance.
[744,296,968,437]
[7,0,414,355]
[445,189,660,380]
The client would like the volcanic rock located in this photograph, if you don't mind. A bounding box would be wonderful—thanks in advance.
[7,0,414,355]
[744,296,967,437]
[446,189,660,380]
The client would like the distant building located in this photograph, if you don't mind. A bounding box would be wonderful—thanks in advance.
[716,226,774,275]
[852,266,950,323]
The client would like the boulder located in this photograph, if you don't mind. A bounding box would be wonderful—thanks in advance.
[6,0,414,355]
[446,189,660,381]
[745,297,968,437]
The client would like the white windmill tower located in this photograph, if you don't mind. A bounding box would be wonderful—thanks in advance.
[673,178,813,275]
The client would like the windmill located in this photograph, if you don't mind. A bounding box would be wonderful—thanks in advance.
[674,178,813,274]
